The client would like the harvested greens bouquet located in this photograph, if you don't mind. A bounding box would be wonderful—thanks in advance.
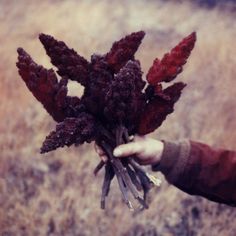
[16,31,196,209]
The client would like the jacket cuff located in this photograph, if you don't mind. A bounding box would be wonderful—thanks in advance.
[152,139,191,183]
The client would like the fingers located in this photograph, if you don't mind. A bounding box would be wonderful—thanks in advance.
[113,142,143,158]
[94,143,108,162]
[100,155,108,162]
[95,134,145,161]
[94,143,104,155]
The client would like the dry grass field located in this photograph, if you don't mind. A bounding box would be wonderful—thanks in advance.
[0,0,236,235]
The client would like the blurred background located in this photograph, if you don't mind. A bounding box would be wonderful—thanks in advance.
[0,0,236,235]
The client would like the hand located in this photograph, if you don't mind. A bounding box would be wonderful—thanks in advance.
[94,135,164,166]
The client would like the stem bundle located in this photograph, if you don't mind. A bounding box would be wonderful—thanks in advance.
[96,125,154,210]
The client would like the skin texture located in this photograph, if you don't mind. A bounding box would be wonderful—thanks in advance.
[95,135,164,165]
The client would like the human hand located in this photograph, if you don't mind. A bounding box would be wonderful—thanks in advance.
[95,135,164,166]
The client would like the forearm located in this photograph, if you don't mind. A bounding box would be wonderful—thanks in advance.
[152,140,236,206]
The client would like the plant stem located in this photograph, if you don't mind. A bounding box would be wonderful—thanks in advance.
[101,163,114,209]
[120,125,152,206]
[96,124,153,209]
[99,140,147,209]
[94,160,105,176]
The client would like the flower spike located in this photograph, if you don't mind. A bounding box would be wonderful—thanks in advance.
[105,31,145,73]
[39,34,89,86]
[147,32,196,85]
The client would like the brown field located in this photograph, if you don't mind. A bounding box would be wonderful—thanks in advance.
[1,0,236,235]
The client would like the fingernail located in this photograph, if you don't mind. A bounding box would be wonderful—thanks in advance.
[113,148,122,157]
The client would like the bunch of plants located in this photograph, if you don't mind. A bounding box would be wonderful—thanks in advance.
[17,30,196,209]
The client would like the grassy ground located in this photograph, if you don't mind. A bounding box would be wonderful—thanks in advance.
[0,0,236,235]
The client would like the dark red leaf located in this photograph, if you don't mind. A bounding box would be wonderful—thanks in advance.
[138,82,186,135]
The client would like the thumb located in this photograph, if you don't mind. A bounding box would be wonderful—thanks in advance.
[113,142,143,158]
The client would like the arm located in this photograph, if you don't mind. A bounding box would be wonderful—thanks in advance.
[95,137,236,206]
[152,140,236,206]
